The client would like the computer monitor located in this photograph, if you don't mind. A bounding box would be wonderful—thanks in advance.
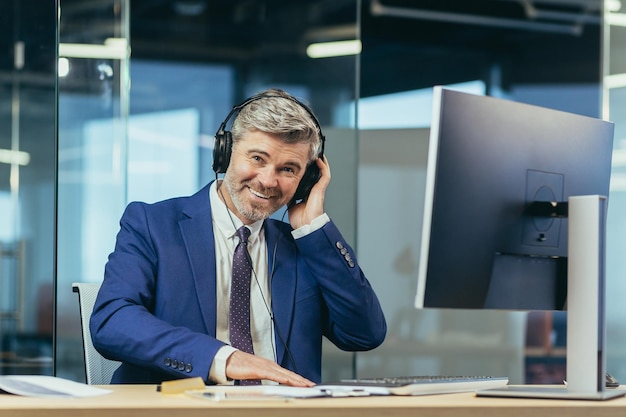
[415,87,614,311]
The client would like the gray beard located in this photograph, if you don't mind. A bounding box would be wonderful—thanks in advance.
[222,174,274,222]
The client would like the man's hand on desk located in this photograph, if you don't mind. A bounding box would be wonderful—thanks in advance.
[225,351,315,387]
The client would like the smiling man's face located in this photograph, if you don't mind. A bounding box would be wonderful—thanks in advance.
[221,130,310,224]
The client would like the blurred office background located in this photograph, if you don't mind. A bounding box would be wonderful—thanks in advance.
[2,0,626,384]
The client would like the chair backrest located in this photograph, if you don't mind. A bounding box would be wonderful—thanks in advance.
[72,282,121,384]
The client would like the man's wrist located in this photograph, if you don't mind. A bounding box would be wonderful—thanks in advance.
[208,345,238,384]
[291,213,329,239]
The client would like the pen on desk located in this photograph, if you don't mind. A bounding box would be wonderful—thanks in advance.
[185,390,292,402]
[319,388,370,397]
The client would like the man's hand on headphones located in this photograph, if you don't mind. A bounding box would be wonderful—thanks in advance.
[288,155,330,230]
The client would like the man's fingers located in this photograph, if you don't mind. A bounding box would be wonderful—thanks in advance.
[225,351,315,387]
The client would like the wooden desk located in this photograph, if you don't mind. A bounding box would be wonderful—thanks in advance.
[1,384,626,417]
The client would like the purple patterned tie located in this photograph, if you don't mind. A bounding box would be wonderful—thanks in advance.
[229,226,261,385]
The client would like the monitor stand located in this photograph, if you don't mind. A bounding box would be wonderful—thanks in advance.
[478,195,626,401]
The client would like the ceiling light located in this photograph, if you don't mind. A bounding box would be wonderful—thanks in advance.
[0,149,30,166]
[607,0,622,12]
[605,72,626,89]
[306,40,362,59]
[59,38,129,60]
[607,12,626,26]
[58,57,70,77]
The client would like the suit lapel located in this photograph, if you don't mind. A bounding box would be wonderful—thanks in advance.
[265,222,297,367]
[178,185,217,336]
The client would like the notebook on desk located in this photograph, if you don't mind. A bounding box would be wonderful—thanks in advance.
[317,375,509,396]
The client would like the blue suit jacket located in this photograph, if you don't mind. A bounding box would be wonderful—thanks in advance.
[90,182,386,384]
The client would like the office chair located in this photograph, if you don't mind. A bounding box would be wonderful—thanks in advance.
[72,282,121,384]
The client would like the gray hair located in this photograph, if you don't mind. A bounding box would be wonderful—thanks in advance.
[230,89,323,162]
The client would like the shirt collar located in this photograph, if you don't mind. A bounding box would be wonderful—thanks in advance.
[209,181,263,244]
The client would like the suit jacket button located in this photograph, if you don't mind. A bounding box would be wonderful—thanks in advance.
[178,362,185,371]
[164,357,171,367]
[172,359,178,368]
[185,363,193,373]
[336,241,344,250]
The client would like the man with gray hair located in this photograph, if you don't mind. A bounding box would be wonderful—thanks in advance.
[91,88,387,386]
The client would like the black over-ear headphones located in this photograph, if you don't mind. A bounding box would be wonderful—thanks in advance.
[212,93,326,203]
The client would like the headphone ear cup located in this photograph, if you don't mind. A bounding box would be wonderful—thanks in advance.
[212,131,233,174]
[292,160,321,203]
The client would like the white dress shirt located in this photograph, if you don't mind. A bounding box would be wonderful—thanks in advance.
[207,181,329,384]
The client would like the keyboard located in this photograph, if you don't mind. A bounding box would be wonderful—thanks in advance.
[317,375,509,396]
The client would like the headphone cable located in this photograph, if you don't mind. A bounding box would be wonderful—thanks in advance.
[216,181,299,374]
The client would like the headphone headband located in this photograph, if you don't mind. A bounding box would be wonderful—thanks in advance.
[215,93,326,148]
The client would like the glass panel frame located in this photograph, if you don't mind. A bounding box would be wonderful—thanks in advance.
[56,0,130,381]
[0,0,57,377]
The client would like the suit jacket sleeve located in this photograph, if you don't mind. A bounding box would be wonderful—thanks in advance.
[90,200,223,383]
[295,220,387,350]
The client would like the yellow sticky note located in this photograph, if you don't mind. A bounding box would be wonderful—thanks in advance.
[160,377,205,394]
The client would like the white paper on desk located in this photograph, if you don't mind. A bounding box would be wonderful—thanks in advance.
[0,375,112,398]
[190,385,329,399]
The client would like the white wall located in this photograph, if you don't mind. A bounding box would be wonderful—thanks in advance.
[355,127,525,383]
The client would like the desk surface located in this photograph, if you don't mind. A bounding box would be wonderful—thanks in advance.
[2,384,626,417]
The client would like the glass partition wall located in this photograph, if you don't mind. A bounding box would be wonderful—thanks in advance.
[56,0,130,380]
[53,0,626,385]
[356,0,606,385]
[56,0,360,381]
[605,3,626,381]
[0,1,57,376]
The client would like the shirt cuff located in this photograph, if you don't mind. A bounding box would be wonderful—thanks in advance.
[209,345,238,384]
[291,213,330,239]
